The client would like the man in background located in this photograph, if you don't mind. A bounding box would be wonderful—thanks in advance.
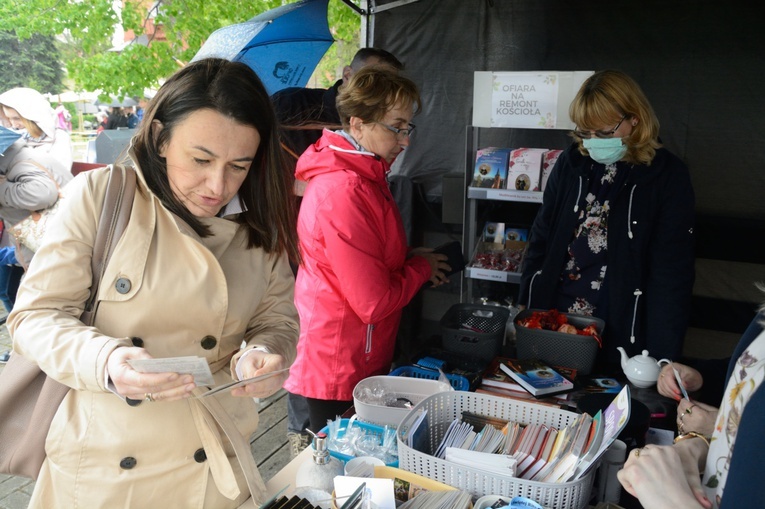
[272,47,403,175]
[270,47,403,458]
[125,106,139,129]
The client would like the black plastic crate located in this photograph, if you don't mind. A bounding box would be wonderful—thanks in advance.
[514,308,604,375]
[440,304,510,363]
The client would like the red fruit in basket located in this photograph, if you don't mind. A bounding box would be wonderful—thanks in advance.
[579,323,603,347]
[518,314,542,329]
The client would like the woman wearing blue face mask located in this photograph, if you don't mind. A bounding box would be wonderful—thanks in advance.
[519,69,695,371]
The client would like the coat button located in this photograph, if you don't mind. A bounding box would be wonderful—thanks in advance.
[119,457,137,469]
[201,336,217,350]
[115,278,131,294]
[194,448,207,463]
[131,337,144,347]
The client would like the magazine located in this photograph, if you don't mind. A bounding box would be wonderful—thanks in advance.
[498,358,575,397]
[482,356,577,398]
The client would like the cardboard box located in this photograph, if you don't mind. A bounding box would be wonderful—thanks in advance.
[540,149,563,191]
[471,147,511,189]
[507,148,547,191]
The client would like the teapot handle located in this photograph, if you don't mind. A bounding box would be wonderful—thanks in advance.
[657,358,672,367]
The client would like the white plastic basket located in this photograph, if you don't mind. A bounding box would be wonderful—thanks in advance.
[396,391,595,509]
[353,375,452,427]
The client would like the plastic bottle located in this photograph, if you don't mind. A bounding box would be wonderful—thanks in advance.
[295,429,344,494]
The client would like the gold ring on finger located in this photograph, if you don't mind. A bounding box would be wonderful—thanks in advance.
[145,393,155,402]
[634,448,641,458]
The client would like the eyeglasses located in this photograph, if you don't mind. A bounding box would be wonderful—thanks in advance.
[373,121,416,140]
[573,114,627,139]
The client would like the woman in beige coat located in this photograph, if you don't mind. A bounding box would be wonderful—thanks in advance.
[7,58,300,508]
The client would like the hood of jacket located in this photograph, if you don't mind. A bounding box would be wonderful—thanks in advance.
[295,129,391,184]
[0,87,57,139]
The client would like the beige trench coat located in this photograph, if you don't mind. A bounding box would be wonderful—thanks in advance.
[8,161,299,509]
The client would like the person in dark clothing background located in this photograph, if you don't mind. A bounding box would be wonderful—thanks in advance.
[270,47,404,458]
[105,106,129,130]
[271,48,403,188]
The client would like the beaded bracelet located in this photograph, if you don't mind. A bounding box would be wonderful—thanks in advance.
[674,431,710,448]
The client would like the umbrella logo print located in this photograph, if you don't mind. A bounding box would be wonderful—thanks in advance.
[273,62,296,85]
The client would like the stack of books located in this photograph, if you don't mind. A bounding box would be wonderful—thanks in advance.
[478,356,577,407]
[479,356,624,409]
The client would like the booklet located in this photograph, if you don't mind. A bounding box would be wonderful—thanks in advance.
[573,385,632,479]
[127,356,289,398]
[128,356,215,387]
[498,358,575,397]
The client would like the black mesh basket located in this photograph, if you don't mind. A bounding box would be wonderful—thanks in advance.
[440,304,510,363]
[514,308,604,375]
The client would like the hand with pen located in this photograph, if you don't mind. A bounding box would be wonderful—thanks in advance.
[657,362,717,436]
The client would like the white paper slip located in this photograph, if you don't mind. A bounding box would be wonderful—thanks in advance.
[671,362,690,400]
[195,367,291,398]
[128,356,215,387]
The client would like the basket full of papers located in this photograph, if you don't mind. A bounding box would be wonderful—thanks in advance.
[395,389,630,509]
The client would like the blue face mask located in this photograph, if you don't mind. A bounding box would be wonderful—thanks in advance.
[582,137,627,165]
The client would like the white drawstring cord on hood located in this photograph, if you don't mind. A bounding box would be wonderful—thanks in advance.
[627,184,637,239]
[630,289,642,343]
[527,270,542,308]
[573,176,582,213]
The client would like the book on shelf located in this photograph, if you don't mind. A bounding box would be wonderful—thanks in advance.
[498,358,575,397]
[482,356,577,396]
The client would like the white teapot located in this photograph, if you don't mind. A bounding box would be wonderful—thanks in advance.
[616,347,671,388]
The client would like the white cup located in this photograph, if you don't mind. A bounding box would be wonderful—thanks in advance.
[597,439,627,504]
[343,456,385,477]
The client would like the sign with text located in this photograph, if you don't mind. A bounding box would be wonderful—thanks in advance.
[491,73,560,128]
[473,71,594,129]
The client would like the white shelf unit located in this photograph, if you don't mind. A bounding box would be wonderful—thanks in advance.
[461,125,570,303]
[460,70,592,304]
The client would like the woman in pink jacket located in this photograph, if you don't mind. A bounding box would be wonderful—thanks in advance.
[284,66,450,431]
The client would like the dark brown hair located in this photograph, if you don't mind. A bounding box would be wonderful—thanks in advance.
[130,58,298,261]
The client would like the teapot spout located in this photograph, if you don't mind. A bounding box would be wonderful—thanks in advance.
[616,346,629,371]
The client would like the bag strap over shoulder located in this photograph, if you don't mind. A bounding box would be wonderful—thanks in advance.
[81,164,136,326]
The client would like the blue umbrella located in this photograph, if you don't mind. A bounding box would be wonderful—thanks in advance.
[0,126,22,156]
[191,0,334,95]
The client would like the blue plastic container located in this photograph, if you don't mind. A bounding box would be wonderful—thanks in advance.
[388,365,470,391]
[319,418,398,467]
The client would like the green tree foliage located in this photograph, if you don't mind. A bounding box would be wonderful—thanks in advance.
[0,0,361,98]
[0,30,64,93]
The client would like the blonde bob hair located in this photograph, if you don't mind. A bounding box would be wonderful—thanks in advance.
[570,70,661,166]
[336,66,421,128]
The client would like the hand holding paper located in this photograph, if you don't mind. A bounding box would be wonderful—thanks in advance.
[230,350,291,398]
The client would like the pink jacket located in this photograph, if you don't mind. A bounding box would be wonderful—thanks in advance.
[284,130,431,401]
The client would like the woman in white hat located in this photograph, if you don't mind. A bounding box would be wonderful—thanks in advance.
[0,87,73,171]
